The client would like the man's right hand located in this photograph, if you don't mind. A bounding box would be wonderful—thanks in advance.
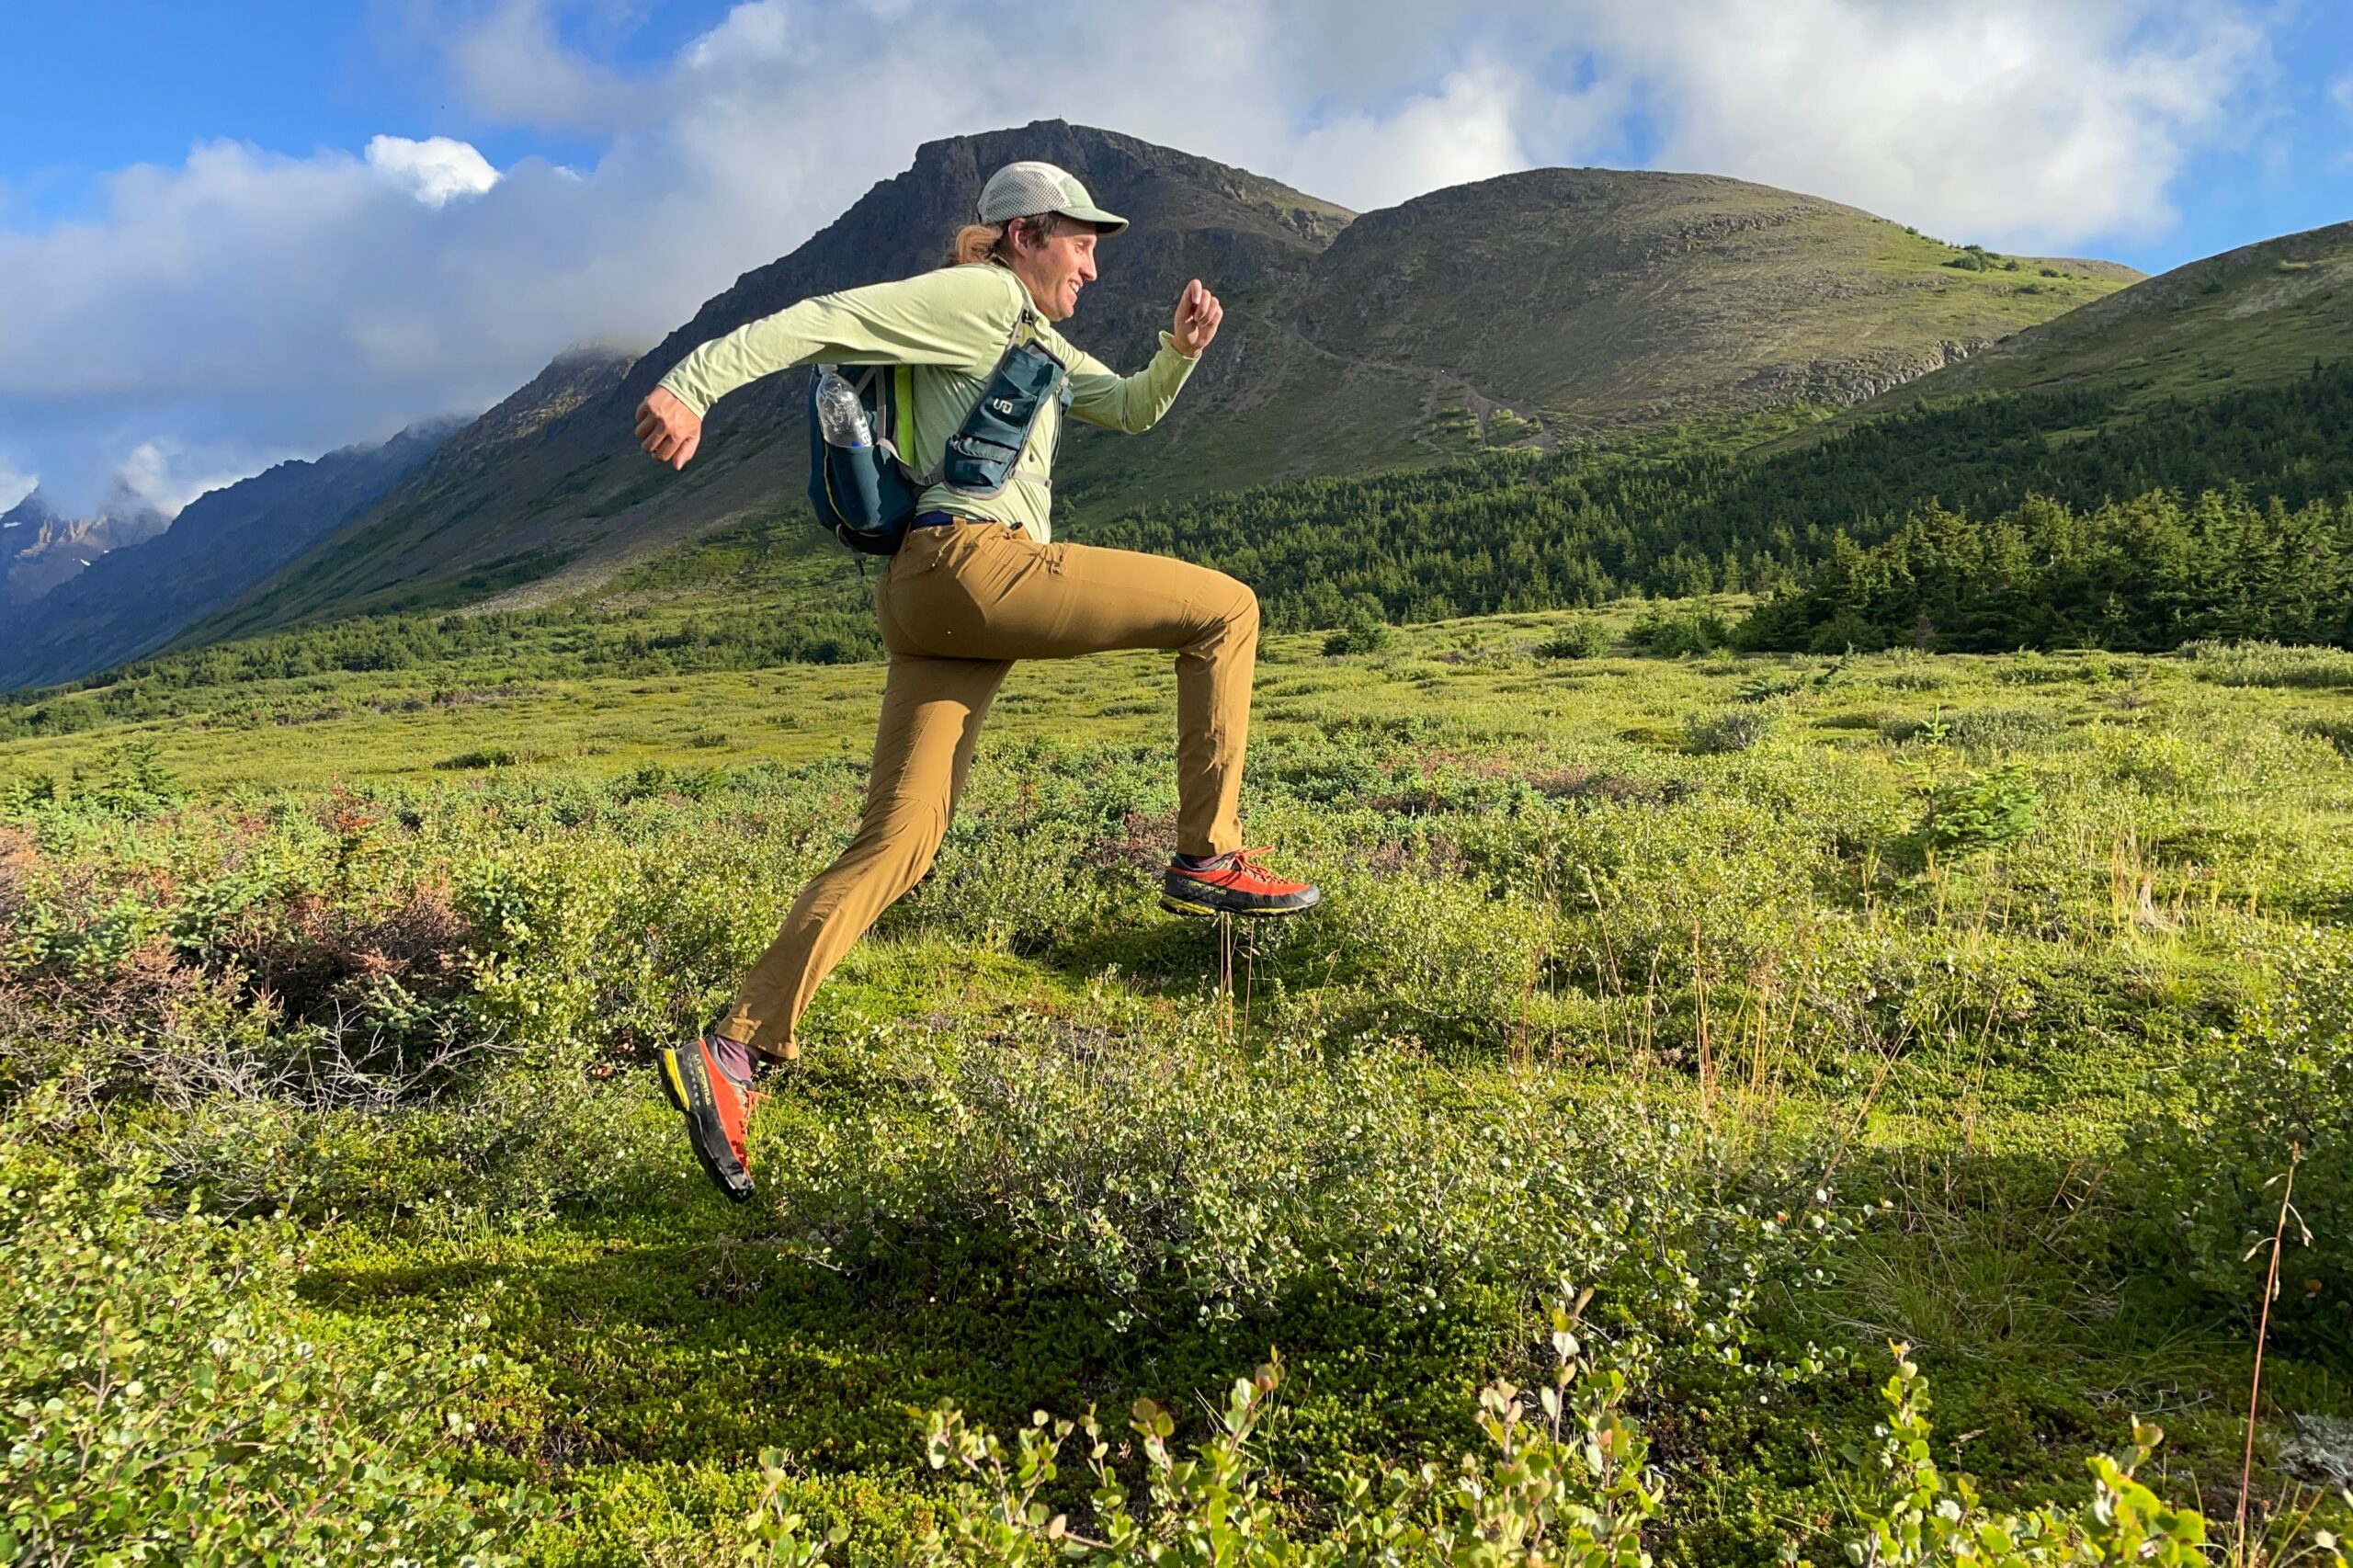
[635,387,702,469]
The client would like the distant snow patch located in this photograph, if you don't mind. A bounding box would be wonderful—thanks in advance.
[366,135,501,207]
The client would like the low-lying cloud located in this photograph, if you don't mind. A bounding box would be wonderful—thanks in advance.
[0,0,2278,514]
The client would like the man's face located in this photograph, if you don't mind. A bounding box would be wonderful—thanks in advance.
[1013,220,1100,322]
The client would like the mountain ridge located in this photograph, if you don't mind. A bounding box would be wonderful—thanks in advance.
[165,121,2132,652]
[4,488,167,607]
[0,417,469,690]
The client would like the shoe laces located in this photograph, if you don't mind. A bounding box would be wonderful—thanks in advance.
[1226,846,1276,877]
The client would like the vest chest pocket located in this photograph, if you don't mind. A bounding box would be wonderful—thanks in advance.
[938,339,1070,497]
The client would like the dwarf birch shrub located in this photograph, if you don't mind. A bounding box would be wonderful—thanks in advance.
[884,1341,2280,1568]
[913,1303,1660,1568]
[0,1142,540,1562]
[2120,926,2353,1349]
[770,1033,1836,1353]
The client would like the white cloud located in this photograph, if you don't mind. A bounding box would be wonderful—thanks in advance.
[0,463,35,515]
[0,0,2278,508]
[113,441,261,521]
[366,135,502,206]
[1571,0,2274,251]
[438,0,651,130]
[1280,65,1533,211]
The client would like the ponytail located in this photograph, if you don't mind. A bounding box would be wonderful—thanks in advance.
[938,212,1078,268]
[940,222,1006,267]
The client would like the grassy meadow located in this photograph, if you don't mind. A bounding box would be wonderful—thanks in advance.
[4,605,2351,1564]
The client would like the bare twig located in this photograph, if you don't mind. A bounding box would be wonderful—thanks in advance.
[2236,1143,2304,1559]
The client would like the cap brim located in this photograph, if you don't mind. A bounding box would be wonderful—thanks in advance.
[1056,203,1128,234]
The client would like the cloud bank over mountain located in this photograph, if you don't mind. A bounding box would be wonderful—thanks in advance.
[0,0,2278,513]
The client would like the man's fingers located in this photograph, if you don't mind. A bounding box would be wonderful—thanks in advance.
[634,392,702,465]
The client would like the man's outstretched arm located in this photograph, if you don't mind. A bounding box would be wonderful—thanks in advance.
[635,267,1025,468]
[1065,279,1222,434]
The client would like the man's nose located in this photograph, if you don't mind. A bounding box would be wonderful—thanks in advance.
[1079,256,1097,282]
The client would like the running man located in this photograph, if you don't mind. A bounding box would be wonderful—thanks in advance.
[633,160,1321,1202]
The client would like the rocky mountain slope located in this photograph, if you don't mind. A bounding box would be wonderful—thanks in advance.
[178,121,2131,648]
[4,490,167,606]
[0,418,465,690]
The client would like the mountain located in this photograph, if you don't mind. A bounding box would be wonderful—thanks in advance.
[1807,220,2353,426]
[178,340,647,647]
[0,417,466,691]
[4,488,167,606]
[178,121,2131,646]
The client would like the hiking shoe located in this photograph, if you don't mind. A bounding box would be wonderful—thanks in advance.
[659,1027,763,1204]
[1161,847,1322,918]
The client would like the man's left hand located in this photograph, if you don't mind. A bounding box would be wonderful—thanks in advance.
[1171,279,1223,358]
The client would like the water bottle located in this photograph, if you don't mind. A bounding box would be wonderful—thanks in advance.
[813,370,872,448]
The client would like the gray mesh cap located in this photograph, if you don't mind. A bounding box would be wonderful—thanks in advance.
[977,161,1128,233]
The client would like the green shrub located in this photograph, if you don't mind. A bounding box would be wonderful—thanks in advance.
[1941,707,2068,754]
[1686,709,1775,755]
[914,1302,1657,1567]
[1915,763,2040,858]
[2120,927,2353,1350]
[1324,610,1397,657]
[437,744,536,769]
[1533,619,1613,660]
[1821,1347,2232,1568]
[2300,717,2353,760]
[2182,641,2353,690]
[892,1342,2275,1568]
[1628,607,1730,658]
[770,1034,1831,1346]
[0,1143,539,1562]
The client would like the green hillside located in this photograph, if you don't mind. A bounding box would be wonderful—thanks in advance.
[1804,219,2353,424]
[165,124,2129,653]
[1077,358,2353,630]
[16,354,2353,748]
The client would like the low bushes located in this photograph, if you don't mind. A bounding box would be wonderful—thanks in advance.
[2120,927,2353,1351]
[767,1030,1837,1349]
[0,1141,540,1562]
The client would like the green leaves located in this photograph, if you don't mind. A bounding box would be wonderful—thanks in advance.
[915,1306,1666,1567]
[0,1150,541,1563]
[1824,1346,2267,1568]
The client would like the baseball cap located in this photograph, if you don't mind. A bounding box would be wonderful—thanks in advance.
[977,161,1128,234]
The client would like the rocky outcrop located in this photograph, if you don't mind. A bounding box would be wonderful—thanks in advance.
[3,489,167,605]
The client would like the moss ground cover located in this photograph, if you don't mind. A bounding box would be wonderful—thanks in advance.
[3,611,2349,1563]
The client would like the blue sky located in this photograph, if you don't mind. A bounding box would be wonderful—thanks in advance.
[5,0,2351,515]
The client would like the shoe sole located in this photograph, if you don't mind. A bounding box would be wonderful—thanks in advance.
[1160,891,1320,919]
[659,1045,755,1205]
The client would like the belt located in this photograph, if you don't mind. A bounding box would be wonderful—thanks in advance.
[908,510,967,531]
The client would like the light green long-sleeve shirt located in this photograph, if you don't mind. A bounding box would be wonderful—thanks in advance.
[657,262,1198,543]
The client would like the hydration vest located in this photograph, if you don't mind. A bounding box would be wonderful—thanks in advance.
[806,301,1074,555]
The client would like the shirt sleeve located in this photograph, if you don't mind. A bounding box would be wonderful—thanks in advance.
[1063,333,1199,434]
[656,267,1021,417]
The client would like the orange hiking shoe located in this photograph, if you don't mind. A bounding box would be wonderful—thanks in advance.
[1162,846,1322,918]
[659,1026,763,1204]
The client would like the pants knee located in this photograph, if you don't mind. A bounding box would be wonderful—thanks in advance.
[1222,579,1260,634]
[845,794,949,890]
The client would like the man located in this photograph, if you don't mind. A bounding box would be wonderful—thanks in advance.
[634,160,1319,1203]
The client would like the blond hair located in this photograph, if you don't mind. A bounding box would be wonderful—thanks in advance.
[938,212,1080,268]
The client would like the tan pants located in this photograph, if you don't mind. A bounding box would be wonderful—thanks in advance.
[716,519,1259,1059]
